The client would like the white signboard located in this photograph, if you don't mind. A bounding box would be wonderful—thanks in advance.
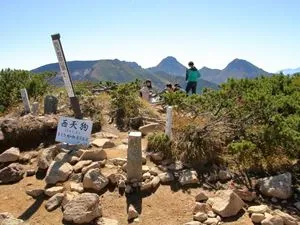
[56,116,93,145]
[52,39,75,97]
[20,88,31,113]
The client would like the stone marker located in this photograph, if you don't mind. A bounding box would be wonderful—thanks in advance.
[127,132,142,182]
[44,95,58,115]
[31,102,39,116]
[165,106,173,138]
[20,88,31,114]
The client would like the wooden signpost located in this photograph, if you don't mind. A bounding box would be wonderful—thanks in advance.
[20,88,31,114]
[51,33,83,119]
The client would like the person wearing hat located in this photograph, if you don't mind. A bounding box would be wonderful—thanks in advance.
[185,61,201,94]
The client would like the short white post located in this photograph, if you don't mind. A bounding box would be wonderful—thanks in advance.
[20,88,31,114]
[165,106,173,139]
[127,131,142,182]
[31,102,39,116]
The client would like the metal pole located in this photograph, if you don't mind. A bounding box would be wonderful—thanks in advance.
[51,33,83,119]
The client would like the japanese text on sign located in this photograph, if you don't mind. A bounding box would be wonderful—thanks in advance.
[56,116,93,145]
[52,39,75,97]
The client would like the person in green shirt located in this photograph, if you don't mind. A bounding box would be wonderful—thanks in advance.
[185,61,201,94]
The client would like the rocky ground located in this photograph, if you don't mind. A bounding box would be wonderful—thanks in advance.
[0,113,299,225]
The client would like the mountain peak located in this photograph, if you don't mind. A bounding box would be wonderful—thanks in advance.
[148,56,186,76]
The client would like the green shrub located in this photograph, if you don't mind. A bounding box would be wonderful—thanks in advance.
[147,132,172,158]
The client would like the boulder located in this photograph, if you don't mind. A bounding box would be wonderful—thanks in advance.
[73,160,92,172]
[179,170,199,185]
[128,204,139,221]
[193,212,208,222]
[44,186,65,197]
[207,190,244,217]
[62,192,79,209]
[82,162,102,174]
[261,215,284,225]
[0,163,24,184]
[248,205,270,214]
[79,149,107,161]
[158,172,174,183]
[37,145,60,170]
[45,193,64,212]
[109,158,127,167]
[0,147,20,163]
[195,192,209,202]
[139,123,160,135]
[26,188,44,198]
[83,168,109,191]
[63,193,102,224]
[45,162,73,184]
[258,173,292,199]
[92,139,115,148]
[273,210,298,225]
[251,213,266,223]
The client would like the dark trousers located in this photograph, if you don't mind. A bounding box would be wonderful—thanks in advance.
[185,81,197,94]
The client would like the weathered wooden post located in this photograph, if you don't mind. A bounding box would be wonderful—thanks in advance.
[31,102,39,116]
[165,106,173,139]
[127,132,142,181]
[51,33,83,119]
[20,88,31,114]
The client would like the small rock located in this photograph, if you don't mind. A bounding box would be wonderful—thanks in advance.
[109,158,127,166]
[54,152,79,165]
[45,193,64,211]
[0,163,24,184]
[19,153,32,163]
[70,182,84,193]
[207,211,216,218]
[271,197,278,203]
[149,167,160,176]
[193,203,210,214]
[125,185,133,194]
[294,202,300,210]
[248,205,270,214]
[37,145,60,170]
[142,172,151,180]
[204,218,219,225]
[193,212,208,222]
[118,180,126,189]
[1,218,29,225]
[83,168,109,192]
[184,222,202,225]
[195,192,209,202]
[151,176,160,189]
[158,172,174,183]
[251,213,266,223]
[218,170,231,182]
[128,204,139,221]
[258,173,292,199]
[150,151,164,162]
[26,169,36,177]
[92,138,115,148]
[73,160,92,172]
[261,215,284,225]
[178,170,199,185]
[45,161,73,185]
[62,192,79,209]
[157,165,168,172]
[167,161,184,171]
[44,186,65,197]
[97,217,119,225]
[207,173,218,183]
[0,147,20,163]
[140,182,152,192]
[82,161,103,174]
[26,188,44,198]
[142,165,150,173]
[63,193,102,224]
[138,123,160,135]
[273,209,298,225]
[207,190,244,217]
[69,173,83,183]
[233,188,257,202]
[80,149,107,161]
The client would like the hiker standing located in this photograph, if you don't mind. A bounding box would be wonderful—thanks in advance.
[185,61,201,94]
[140,79,153,102]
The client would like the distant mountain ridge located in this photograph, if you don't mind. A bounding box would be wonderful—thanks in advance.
[281,67,300,75]
[32,56,273,91]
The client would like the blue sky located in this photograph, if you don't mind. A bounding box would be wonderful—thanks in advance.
[0,0,299,72]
